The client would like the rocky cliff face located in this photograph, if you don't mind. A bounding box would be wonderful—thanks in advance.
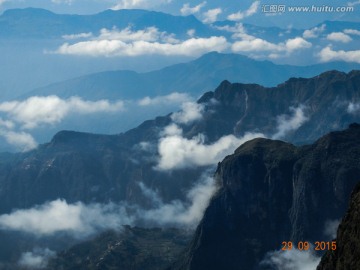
[317,182,360,270]
[171,123,360,270]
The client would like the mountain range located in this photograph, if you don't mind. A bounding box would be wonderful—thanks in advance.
[0,70,359,212]
[0,70,360,267]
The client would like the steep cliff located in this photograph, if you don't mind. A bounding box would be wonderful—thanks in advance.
[171,123,360,270]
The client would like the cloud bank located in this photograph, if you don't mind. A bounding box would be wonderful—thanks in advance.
[0,172,217,235]
[56,36,228,57]
[55,26,228,57]
[0,199,134,237]
[0,96,124,129]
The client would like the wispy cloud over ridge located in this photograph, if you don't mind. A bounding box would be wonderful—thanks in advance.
[180,1,206,15]
[55,36,228,57]
[202,8,222,23]
[272,105,309,139]
[227,1,260,21]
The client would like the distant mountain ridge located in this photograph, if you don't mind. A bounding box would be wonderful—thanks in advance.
[21,52,360,100]
[0,7,214,39]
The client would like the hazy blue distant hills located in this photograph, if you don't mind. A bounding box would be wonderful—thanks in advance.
[0,8,215,39]
[22,52,360,100]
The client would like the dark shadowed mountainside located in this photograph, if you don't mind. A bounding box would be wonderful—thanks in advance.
[170,123,360,270]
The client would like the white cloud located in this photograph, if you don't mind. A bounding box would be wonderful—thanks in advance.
[344,29,360,36]
[171,102,204,124]
[180,1,206,15]
[261,248,321,270]
[0,199,134,236]
[232,36,311,54]
[285,37,312,52]
[138,92,192,106]
[227,1,260,21]
[111,0,171,10]
[272,105,308,139]
[62,32,93,40]
[0,96,125,129]
[202,8,222,23]
[156,126,264,170]
[229,24,311,56]
[347,102,360,113]
[319,46,360,63]
[18,248,56,269]
[324,219,340,239]
[327,32,352,43]
[0,130,38,152]
[55,36,228,57]
[140,172,217,227]
[302,24,326,39]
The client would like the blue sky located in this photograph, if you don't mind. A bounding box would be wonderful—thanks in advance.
[0,0,359,28]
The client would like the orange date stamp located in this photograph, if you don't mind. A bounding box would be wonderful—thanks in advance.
[281,241,336,251]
